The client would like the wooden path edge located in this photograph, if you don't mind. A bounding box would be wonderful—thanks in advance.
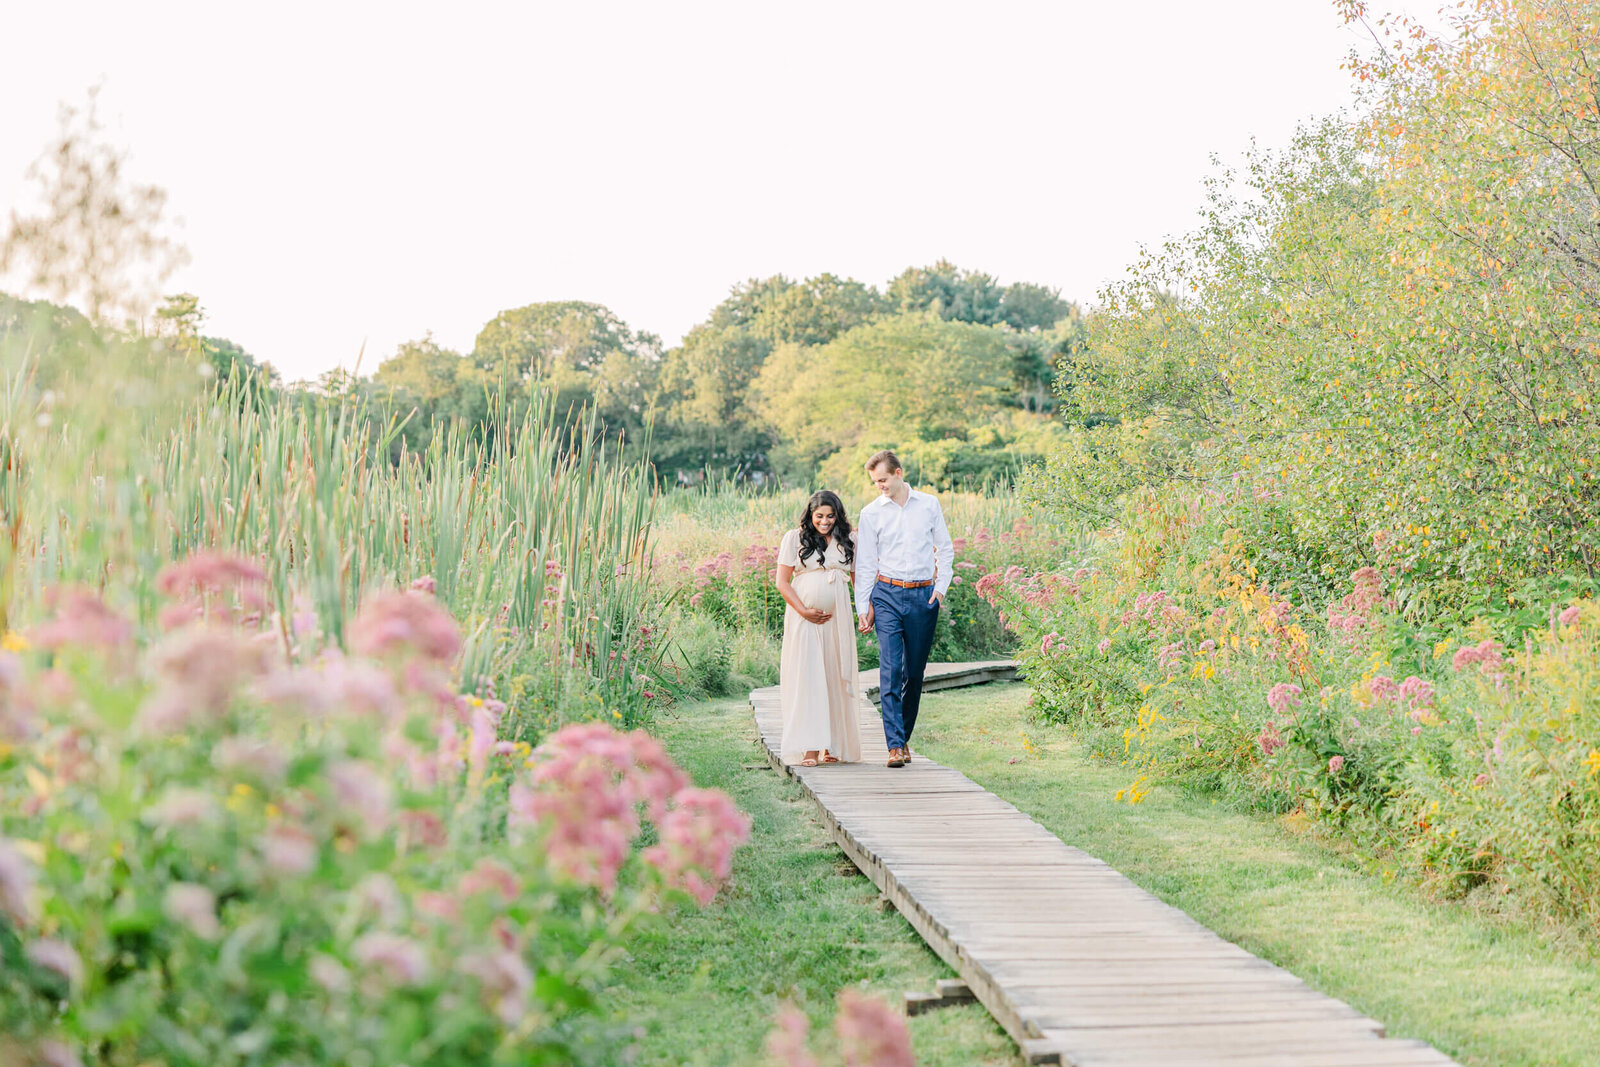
[748,666,1462,1067]
[750,682,1054,1059]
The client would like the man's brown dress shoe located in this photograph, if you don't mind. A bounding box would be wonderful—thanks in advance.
[886,747,907,768]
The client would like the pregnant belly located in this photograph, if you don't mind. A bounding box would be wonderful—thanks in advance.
[791,571,841,612]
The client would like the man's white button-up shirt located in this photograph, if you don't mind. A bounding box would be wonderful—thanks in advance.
[853,488,955,615]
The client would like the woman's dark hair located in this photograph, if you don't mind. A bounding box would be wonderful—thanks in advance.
[798,490,853,567]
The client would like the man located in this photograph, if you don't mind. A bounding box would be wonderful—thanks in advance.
[854,450,954,768]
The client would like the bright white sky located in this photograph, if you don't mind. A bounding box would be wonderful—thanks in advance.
[0,1,1412,383]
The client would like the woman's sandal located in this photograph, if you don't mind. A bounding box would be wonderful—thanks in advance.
[820,750,841,764]
[800,752,820,767]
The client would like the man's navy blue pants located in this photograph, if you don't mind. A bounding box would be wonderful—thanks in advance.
[871,581,940,751]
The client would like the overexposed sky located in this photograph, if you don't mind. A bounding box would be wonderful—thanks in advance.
[1,1,1405,382]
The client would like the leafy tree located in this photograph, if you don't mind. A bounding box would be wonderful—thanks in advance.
[201,335,278,390]
[471,300,659,446]
[1038,0,1600,599]
[752,313,1014,474]
[653,324,772,476]
[888,260,1005,325]
[745,273,885,347]
[373,334,487,453]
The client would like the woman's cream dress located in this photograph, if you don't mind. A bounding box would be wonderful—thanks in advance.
[777,528,862,765]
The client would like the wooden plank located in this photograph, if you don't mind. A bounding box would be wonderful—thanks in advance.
[748,673,1459,1067]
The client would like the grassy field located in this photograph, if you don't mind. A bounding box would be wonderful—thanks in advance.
[910,684,1600,1067]
[606,697,1021,1067]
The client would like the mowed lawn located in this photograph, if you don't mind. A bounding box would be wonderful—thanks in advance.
[605,697,1020,1067]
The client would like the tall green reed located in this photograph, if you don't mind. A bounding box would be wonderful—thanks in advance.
[0,311,660,730]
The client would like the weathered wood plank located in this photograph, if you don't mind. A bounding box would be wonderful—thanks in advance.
[748,673,1459,1067]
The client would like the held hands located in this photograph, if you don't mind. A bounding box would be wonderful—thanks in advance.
[858,604,874,634]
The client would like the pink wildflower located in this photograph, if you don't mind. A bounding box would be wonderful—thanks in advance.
[974,573,1003,602]
[1041,632,1059,654]
[1367,675,1398,703]
[136,628,267,733]
[354,873,406,927]
[458,946,534,1025]
[459,859,520,903]
[37,1041,85,1067]
[26,938,82,985]
[164,882,222,940]
[1559,605,1582,627]
[349,590,461,665]
[328,759,394,837]
[1257,721,1284,758]
[1397,675,1435,710]
[31,586,133,651]
[1097,637,1112,655]
[1451,639,1504,673]
[351,931,430,987]
[415,892,461,923]
[510,726,647,893]
[409,575,437,594]
[1473,772,1491,787]
[835,990,915,1067]
[155,551,268,630]
[309,953,351,993]
[212,737,288,785]
[261,824,318,876]
[144,787,220,829]
[643,787,754,905]
[1328,755,1345,774]
[399,808,447,849]
[0,838,36,925]
[1266,683,1302,717]
[765,1007,819,1067]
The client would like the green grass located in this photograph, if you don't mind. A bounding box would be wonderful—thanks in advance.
[608,697,1020,1067]
[910,683,1600,1067]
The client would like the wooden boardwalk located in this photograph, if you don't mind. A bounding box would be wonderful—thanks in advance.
[749,666,1460,1067]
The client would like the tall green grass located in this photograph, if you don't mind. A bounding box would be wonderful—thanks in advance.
[0,308,660,731]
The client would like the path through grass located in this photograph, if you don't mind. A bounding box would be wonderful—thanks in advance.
[607,697,1019,1067]
[913,683,1600,1067]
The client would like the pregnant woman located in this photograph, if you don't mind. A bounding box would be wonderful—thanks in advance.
[775,490,863,767]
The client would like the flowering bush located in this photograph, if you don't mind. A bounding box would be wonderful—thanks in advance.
[0,554,750,1066]
[983,481,1600,931]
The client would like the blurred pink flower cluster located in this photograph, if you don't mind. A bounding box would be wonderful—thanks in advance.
[765,991,917,1067]
[509,722,750,900]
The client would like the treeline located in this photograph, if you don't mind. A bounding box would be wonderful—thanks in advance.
[172,261,1077,490]
[372,261,1080,488]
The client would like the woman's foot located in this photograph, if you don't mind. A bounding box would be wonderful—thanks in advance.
[800,751,820,767]
[821,750,840,764]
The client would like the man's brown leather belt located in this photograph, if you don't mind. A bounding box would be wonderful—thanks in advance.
[877,577,935,589]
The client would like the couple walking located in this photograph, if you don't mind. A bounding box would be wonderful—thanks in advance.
[775,450,954,769]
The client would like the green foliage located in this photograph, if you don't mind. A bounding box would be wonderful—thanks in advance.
[1049,0,1600,601]
[888,259,1073,331]
[471,300,659,448]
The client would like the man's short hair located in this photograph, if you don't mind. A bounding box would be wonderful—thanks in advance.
[865,449,902,473]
